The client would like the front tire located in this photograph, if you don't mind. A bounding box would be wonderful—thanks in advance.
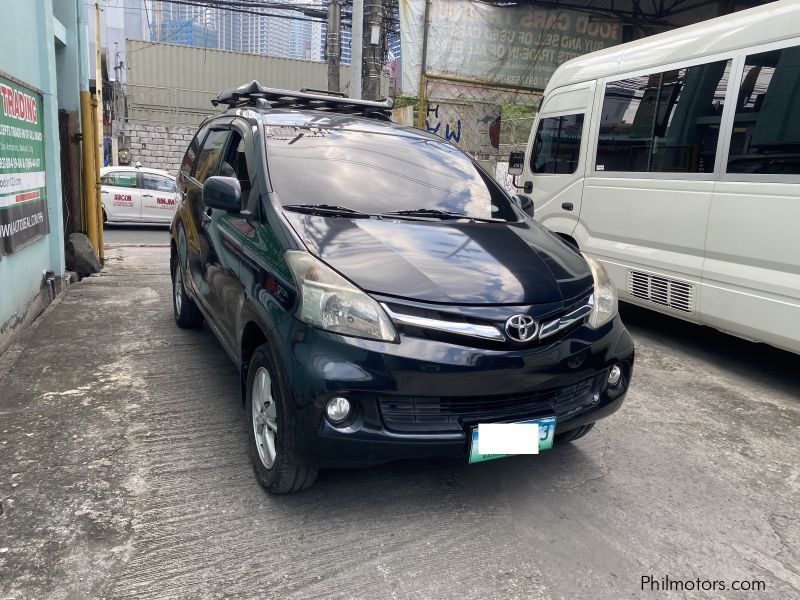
[172,259,203,328]
[245,344,318,494]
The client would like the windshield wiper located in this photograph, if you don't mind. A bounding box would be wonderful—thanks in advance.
[282,204,374,218]
[384,208,501,223]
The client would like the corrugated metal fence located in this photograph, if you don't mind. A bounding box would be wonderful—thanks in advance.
[124,40,376,125]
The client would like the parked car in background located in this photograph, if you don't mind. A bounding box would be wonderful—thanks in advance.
[100,166,178,225]
[509,0,800,355]
[170,83,634,494]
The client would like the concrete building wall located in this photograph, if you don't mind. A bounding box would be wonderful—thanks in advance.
[0,0,68,349]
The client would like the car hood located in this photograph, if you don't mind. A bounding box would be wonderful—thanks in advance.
[283,213,593,305]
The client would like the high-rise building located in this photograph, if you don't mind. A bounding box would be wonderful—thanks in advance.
[320,21,352,65]
[151,2,218,49]
[214,1,323,60]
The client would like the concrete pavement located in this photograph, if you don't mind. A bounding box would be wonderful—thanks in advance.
[0,240,798,600]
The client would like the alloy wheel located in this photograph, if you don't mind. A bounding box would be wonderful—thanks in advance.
[252,367,278,468]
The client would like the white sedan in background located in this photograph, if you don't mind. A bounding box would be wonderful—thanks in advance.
[100,166,178,225]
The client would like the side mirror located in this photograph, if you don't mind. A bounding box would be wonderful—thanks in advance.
[203,176,242,213]
[508,150,524,176]
[512,194,534,217]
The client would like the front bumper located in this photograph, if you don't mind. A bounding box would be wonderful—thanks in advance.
[275,315,634,468]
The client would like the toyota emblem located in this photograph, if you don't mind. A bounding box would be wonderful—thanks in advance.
[505,314,538,342]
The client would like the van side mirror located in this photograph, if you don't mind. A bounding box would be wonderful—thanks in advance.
[513,194,534,217]
[203,176,242,213]
[508,150,524,176]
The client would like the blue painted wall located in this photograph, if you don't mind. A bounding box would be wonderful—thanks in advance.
[0,0,67,331]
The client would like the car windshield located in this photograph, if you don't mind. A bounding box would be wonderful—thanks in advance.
[264,125,517,221]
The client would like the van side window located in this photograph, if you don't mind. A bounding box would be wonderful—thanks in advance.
[727,45,800,175]
[530,114,584,174]
[596,60,731,173]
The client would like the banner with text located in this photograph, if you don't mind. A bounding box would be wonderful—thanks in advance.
[0,73,49,257]
[400,0,623,95]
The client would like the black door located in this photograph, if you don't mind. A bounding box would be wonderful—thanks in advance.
[182,125,243,355]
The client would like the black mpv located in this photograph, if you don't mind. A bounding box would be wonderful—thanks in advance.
[170,82,634,494]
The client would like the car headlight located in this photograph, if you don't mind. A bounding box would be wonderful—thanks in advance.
[285,250,397,342]
[583,254,618,329]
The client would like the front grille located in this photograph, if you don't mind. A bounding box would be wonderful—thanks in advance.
[378,376,600,433]
[628,269,694,313]
[382,292,593,349]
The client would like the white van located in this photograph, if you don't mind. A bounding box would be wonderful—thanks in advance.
[511,0,800,354]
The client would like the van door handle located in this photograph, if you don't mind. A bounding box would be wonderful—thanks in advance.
[562,202,574,211]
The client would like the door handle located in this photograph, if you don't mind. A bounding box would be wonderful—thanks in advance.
[561,202,574,211]
[143,193,154,198]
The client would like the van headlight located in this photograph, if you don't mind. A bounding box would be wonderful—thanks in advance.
[583,254,618,329]
[286,250,397,342]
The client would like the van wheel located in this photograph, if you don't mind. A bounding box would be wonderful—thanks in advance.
[172,260,203,328]
[555,423,594,444]
[246,344,318,494]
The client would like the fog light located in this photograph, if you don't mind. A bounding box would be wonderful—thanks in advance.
[326,396,352,424]
[607,364,622,386]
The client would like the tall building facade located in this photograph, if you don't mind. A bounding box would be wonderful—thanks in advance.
[212,2,322,60]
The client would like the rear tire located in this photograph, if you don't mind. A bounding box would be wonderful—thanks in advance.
[245,344,318,494]
[172,259,203,328]
[555,423,595,444]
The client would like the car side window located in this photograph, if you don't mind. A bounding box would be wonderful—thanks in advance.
[180,126,208,178]
[193,129,230,184]
[219,131,252,206]
[142,174,176,193]
[101,172,138,188]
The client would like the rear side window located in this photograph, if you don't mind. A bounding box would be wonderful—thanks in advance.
[193,129,230,183]
[727,45,800,175]
[101,171,138,188]
[142,174,176,193]
[596,60,731,173]
[530,114,584,174]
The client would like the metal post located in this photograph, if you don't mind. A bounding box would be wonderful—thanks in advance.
[415,0,432,128]
[326,0,342,92]
[94,1,105,259]
[350,0,363,99]
[362,0,384,100]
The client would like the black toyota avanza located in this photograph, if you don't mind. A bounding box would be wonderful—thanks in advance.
[170,82,634,494]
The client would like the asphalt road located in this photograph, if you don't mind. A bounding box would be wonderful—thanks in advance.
[1,242,798,600]
[103,224,171,246]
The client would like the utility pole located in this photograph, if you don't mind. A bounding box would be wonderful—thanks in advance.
[416,0,432,128]
[362,0,384,100]
[350,0,363,99]
[94,1,105,259]
[326,0,342,92]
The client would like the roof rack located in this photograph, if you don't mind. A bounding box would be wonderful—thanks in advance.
[211,80,394,120]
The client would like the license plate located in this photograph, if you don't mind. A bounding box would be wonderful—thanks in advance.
[469,416,556,464]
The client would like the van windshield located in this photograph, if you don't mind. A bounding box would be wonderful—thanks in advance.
[265,125,517,221]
